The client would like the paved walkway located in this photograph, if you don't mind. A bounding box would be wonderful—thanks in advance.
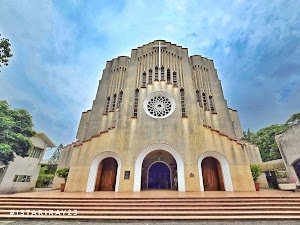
[0,188,299,199]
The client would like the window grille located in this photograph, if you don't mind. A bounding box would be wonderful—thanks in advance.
[111,94,117,111]
[133,89,139,117]
[155,66,159,81]
[104,96,110,114]
[117,91,123,108]
[196,90,202,107]
[173,71,177,86]
[202,93,209,110]
[180,89,186,117]
[209,95,216,112]
[148,69,153,84]
[142,71,146,87]
[167,68,171,84]
[161,66,165,81]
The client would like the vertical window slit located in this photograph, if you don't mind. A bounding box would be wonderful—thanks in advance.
[111,93,117,111]
[202,92,209,110]
[167,68,171,84]
[133,89,139,117]
[173,71,177,86]
[180,89,186,117]
[142,71,146,87]
[209,95,216,112]
[104,96,110,114]
[196,90,202,107]
[155,66,159,81]
[161,66,165,81]
[148,69,153,84]
[117,91,123,108]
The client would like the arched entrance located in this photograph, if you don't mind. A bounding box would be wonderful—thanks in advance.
[201,157,225,191]
[198,151,233,192]
[94,157,118,191]
[141,150,178,190]
[86,151,121,192]
[134,143,185,192]
[141,150,176,190]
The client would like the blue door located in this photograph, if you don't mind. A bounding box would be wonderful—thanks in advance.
[148,162,171,189]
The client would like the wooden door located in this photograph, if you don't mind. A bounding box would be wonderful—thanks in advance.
[94,162,103,191]
[202,157,224,191]
[96,158,117,191]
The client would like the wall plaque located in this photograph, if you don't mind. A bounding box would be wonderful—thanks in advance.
[124,171,130,179]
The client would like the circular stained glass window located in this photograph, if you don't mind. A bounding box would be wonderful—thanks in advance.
[143,92,175,118]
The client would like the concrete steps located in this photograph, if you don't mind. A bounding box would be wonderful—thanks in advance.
[0,196,300,220]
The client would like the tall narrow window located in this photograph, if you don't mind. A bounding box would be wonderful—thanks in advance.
[209,95,216,113]
[117,90,123,108]
[111,94,117,111]
[104,96,110,114]
[196,90,202,107]
[180,89,187,117]
[161,66,165,81]
[133,89,139,117]
[142,71,146,87]
[202,93,209,110]
[155,66,159,81]
[148,69,153,84]
[173,71,177,86]
[167,69,171,84]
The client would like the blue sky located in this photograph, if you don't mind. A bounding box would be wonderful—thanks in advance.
[0,0,300,159]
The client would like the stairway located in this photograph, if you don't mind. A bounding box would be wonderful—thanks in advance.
[0,196,300,220]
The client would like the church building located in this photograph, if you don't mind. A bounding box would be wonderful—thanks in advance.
[53,40,264,192]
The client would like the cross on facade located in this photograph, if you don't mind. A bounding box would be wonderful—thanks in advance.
[153,41,167,69]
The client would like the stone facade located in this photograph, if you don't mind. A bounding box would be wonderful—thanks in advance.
[53,40,264,192]
[275,123,300,183]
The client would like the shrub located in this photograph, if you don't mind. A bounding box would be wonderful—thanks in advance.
[55,168,69,183]
[250,164,262,182]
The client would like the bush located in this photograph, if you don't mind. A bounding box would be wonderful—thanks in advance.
[35,166,55,188]
[250,164,262,182]
[55,168,69,183]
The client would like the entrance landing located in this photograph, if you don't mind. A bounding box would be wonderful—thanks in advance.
[1,189,299,198]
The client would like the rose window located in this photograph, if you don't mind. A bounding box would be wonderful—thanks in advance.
[143,92,176,119]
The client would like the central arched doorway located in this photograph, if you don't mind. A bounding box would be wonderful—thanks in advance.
[201,157,225,191]
[141,150,177,190]
[148,162,171,189]
[94,157,118,191]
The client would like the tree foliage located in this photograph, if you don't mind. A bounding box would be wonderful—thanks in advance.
[241,128,254,142]
[250,164,262,182]
[285,113,300,126]
[0,100,36,164]
[35,166,55,188]
[55,168,69,183]
[243,112,300,162]
[0,33,13,72]
[252,124,287,162]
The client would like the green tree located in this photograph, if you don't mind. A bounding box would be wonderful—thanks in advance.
[250,112,300,162]
[0,33,13,72]
[285,113,300,127]
[35,166,55,188]
[55,168,69,183]
[0,100,36,164]
[252,124,287,162]
[242,128,254,142]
